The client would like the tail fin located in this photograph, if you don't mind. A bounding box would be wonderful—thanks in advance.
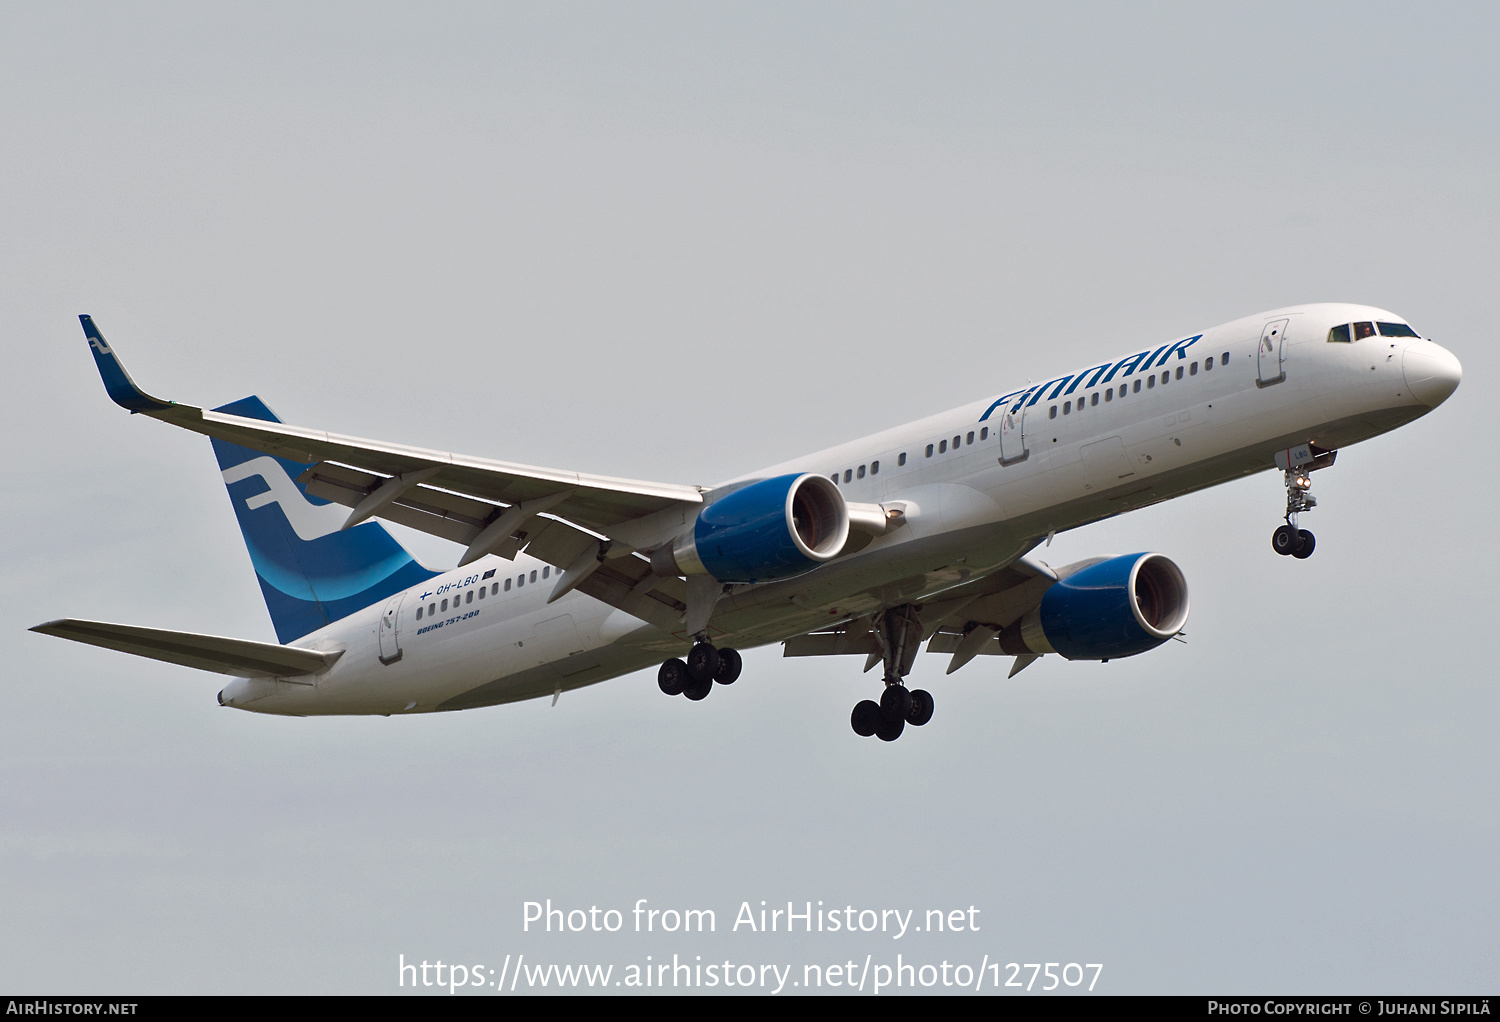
[209,396,439,643]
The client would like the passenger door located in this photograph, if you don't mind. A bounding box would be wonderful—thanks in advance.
[998,392,1031,466]
[1257,319,1289,387]
[377,594,405,665]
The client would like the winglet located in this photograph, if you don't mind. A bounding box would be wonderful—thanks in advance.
[78,315,173,412]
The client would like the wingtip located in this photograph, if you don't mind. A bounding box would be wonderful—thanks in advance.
[76,316,173,413]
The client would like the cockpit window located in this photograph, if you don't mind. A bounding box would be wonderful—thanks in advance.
[1327,324,1351,343]
[1353,321,1376,340]
[1377,322,1419,338]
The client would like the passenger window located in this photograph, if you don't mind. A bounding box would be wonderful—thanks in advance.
[1176,366,1184,380]
[1327,324,1351,343]
[1063,401,1071,414]
[466,590,474,604]
[854,465,862,479]
[1161,372,1169,384]
[871,460,880,474]
[925,444,933,457]
[1050,406,1058,419]
[844,469,852,483]
[980,428,988,440]
[831,474,839,483]
[1132,380,1141,393]
[543,566,551,579]
[1147,376,1156,389]
[416,606,424,620]
[941,439,950,453]
[1091,392,1099,406]
[504,579,511,591]
[1353,321,1376,340]
[1221,352,1229,365]
[530,570,537,583]
[898,453,906,466]
[428,603,436,615]
[1104,389,1113,402]
[953,435,961,448]
[478,587,484,600]
[966,431,974,445]
[441,599,448,611]
[1190,362,1198,375]
[1378,322,1419,338]
[1204,358,1213,371]
[492,583,499,595]
[517,575,523,587]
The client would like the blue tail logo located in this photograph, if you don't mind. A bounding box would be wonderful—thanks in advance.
[210,396,438,643]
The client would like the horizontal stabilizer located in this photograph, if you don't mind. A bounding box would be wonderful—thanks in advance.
[31,619,342,678]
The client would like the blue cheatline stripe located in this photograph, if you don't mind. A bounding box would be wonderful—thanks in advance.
[210,395,439,643]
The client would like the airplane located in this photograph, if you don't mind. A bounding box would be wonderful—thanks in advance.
[32,305,1461,741]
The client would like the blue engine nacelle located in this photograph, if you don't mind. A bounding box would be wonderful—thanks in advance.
[651,473,850,583]
[999,552,1190,660]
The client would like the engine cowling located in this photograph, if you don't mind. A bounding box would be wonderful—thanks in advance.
[651,473,849,583]
[999,552,1190,660]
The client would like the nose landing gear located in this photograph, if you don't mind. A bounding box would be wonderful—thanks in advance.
[849,605,935,741]
[1271,468,1317,559]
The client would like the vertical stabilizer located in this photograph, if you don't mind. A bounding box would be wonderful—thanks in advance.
[209,396,438,643]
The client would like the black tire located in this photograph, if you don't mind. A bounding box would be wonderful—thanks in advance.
[714,647,743,685]
[657,659,689,696]
[907,689,935,726]
[1292,529,1316,559]
[686,642,720,683]
[880,685,912,721]
[683,675,713,701]
[875,715,905,742]
[1272,524,1297,556]
[851,700,882,737]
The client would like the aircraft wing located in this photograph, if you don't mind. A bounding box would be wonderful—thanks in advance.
[79,316,706,549]
[30,619,342,678]
[782,555,1060,674]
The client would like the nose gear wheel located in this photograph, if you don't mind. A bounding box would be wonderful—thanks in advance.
[1272,468,1319,559]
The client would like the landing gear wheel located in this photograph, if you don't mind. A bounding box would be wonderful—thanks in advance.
[1292,529,1316,559]
[874,715,906,742]
[907,689,935,726]
[880,685,913,721]
[685,642,720,683]
[1272,524,1297,556]
[851,700,882,737]
[682,675,713,701]
[713,647,742,685]
[658,658,689,696]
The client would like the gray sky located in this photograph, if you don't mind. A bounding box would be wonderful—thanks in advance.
[2,1,1496,994]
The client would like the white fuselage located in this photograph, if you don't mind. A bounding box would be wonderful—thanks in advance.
[218,303,1460,715]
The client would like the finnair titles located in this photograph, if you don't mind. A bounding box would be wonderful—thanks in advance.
[35,305,1460,741]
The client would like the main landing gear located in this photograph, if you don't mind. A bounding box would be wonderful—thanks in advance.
[658,641,742,701]
[1271,467,1317,559]
[850,605,934,742]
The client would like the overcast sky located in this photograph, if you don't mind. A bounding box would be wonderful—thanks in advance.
[2,1,1496,994]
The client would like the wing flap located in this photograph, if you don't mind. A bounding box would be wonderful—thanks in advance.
[31,619,341,678]
[783,632,881,657]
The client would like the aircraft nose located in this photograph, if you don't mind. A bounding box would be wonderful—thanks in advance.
[1403,341,1462,407]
